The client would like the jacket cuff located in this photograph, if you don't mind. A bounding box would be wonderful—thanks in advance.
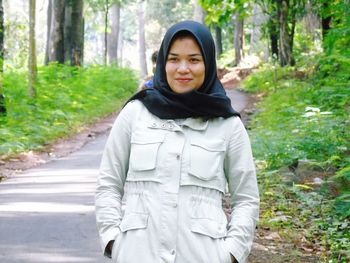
[224,237,247,263]
[100,227,121,258]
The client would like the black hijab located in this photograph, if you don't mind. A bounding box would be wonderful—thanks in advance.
[128,20,240,119]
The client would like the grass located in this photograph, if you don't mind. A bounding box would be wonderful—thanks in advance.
[242,53,350,261]
[0,63,138,156]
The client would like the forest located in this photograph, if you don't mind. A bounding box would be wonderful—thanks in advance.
[0,0,349,262]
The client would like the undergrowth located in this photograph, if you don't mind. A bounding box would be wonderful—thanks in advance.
[0,63,138,156]
[243,52,350,261]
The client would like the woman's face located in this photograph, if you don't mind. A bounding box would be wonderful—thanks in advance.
[165,36,205,94]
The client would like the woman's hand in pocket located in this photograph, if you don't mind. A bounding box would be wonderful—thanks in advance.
[231,254,238,263]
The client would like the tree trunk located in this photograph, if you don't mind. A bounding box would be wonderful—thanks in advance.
[266,9,279,59]
[270,32,279,59]
[193,0,205,24]
[0,0,5,115]
[250,4,266,54]
[70,0,84,66]
[28,0,37,98]
[48,0,65,63]
[103,0,109,65]
[215,24,222,59]
[119,31,124,66]
[108,2,120,65]
[63,0,72,64]
[138,0,147,78]
[303,2,320,43]
[234,12,244,66]
[321,16,332,41]
[44,0,52,65]
[277,0,295,66]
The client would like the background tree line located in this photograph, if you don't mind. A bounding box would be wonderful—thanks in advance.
[0,0,348,120]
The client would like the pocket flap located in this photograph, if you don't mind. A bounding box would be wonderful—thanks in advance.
[190,218,226,239]
[131,131,165,144]
[120,213,149,232]
[190,139,225,152]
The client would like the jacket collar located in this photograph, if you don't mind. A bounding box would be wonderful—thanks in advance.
[181,118,208,130]
[147,118,208,131]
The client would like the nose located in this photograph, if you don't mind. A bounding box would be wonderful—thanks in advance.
[177,61,190,73]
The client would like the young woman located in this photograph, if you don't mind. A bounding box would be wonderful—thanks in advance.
[95,20,259,263]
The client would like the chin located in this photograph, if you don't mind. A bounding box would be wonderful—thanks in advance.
[172,86,196,94]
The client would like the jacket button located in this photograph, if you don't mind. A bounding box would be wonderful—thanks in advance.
[176,154,180,160]
[171,249,176,255]
[152,123,157,127]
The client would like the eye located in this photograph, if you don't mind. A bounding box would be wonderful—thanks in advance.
[190,58,200,63]
[167,56,178,62]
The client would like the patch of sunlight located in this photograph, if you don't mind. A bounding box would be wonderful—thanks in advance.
[13,253,97,263]
[0,184,94,194]
[0,202,94,213]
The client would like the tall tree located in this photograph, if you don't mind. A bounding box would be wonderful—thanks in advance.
[138,0,147,78]
[69,0,84,66]
[250,4,267,54]
[234,11,244,65]
[103,0,109,65]
[28,0,37,98]
[64,0,72,64]
[255,0,279,58]
[200,0,249,64]
[45,0,52,65]
[48,0,65,63]
[0,0,5,115]
[46,0,84,65]
[268,16,279,58]
[108,2,121,65]
[257,0,305,66]
[193,0,205,24]
[88,0,115,65]
[215,24,223,59]
[320,1,331,41]
[276,0,295,66]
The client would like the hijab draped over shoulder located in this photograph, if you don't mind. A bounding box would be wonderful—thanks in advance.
[128,20,240,119]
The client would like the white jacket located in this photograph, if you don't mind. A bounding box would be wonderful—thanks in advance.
[95,100,259,263]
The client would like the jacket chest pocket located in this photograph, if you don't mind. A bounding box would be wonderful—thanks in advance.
[189,139,226,181]
[128,132,165,181]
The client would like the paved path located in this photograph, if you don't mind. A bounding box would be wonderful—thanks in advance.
[226,88,248,113]
[0,90,249,263]
[0,135,110,263]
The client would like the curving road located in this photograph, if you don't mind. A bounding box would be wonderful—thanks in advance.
[0,89,249,263]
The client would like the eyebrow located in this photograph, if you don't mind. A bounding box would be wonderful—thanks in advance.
[168,52,202,57]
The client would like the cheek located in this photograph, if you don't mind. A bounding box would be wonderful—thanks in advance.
[195,65,205,83]
[165,64,173,80]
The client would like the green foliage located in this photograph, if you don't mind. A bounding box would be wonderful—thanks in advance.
[0,64,137,155]
[200,0,250,26]
[4,16,28,68]
[321,0,350,57]
[244,45,349,260]
[244,56,350,170]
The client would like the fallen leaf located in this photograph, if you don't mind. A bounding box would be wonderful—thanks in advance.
[264,232,282,241]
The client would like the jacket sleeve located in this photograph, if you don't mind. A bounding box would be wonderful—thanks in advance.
[224,117,260,263]
[95,101,138,257]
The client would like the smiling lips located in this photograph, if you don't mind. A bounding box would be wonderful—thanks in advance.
[175,78,193,83]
